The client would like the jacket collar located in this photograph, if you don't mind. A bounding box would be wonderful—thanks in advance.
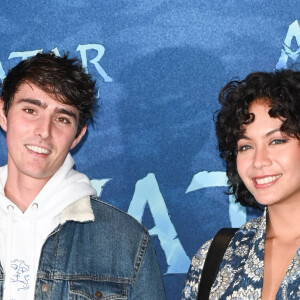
[59,196,95,225]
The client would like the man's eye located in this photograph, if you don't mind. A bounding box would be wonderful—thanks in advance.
[238,145,252,152]
[24,108,36,114]
[57,117,70,124]
[270,139,288,145]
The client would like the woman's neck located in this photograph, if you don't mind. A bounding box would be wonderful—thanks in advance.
[266,201,300,242]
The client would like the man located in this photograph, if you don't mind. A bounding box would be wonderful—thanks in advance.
[0,53,166,299]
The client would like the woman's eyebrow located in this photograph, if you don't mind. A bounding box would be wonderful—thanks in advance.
[238,134,250,141]
[265,128,281,137]
[238,128,281,141]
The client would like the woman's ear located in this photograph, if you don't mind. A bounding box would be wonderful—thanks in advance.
[0,99,7,132]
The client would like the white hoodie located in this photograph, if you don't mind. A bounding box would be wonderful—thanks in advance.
[0,153,96,300]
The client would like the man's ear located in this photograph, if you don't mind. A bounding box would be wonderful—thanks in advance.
[0,98,7,132]
[70,124,87,150]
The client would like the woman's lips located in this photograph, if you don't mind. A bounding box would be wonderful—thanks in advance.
[252,174,282,188]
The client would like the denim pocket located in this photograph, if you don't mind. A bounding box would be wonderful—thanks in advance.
[69,280,128,300]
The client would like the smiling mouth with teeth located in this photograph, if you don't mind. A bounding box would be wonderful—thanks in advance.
[255,174,281,185]
[25,145,50,154]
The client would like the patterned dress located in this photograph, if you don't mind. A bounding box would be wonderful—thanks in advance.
[182,209,300,299]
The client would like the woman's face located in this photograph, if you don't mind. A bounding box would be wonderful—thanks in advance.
[237,100,300,208]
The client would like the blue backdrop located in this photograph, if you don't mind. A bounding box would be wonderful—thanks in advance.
[1,1,300,299]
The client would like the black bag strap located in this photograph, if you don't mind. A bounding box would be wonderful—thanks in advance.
[197,228,238,300]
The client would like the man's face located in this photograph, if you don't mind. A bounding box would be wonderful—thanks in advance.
[0,81,86,181]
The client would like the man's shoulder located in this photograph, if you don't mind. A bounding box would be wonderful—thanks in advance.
[89,195,149,236]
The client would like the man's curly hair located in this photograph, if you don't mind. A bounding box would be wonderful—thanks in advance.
[216,70,300,207]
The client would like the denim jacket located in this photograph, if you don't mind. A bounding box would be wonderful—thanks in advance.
[0,196,166,299]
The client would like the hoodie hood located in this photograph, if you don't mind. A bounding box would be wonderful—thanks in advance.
[0,153,96,300]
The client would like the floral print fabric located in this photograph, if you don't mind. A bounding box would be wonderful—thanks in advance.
[182,209,300,299]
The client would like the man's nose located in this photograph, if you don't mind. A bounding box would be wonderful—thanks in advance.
[34,116,52,140]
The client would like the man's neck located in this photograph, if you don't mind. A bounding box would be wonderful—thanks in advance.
[5,172,49,212]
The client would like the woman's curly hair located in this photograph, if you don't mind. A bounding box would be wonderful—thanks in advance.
[216,70,300,207]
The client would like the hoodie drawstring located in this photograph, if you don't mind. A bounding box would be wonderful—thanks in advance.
[5,205,14,299]
[31,203,38,288]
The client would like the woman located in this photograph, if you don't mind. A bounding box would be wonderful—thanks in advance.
[182,70,300,299]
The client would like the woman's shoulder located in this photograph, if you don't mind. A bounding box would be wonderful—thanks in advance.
[190,213,264,270]
[182,214,265,299]
[189,238,214,274]
[240,213,265,232]
[182,238,213,299]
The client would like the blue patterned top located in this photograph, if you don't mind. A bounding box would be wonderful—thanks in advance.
[182,209,300,299]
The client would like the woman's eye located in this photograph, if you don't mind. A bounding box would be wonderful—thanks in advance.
[270,139,288,145]
[238,145,252,152]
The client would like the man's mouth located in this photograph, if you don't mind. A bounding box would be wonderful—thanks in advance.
[253,174,281,185]
[25,145,51,154]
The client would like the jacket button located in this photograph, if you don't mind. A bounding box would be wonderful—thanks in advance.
[95,290,103,298]
[41,284,50,292]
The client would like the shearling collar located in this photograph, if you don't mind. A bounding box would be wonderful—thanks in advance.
[59,196,95,225]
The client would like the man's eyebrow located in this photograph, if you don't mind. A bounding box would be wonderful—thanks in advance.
[17,98,78,120]
[17,98,47,109]
[55,108,77,120]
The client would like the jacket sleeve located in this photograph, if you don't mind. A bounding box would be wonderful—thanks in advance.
[130,234,166,300]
